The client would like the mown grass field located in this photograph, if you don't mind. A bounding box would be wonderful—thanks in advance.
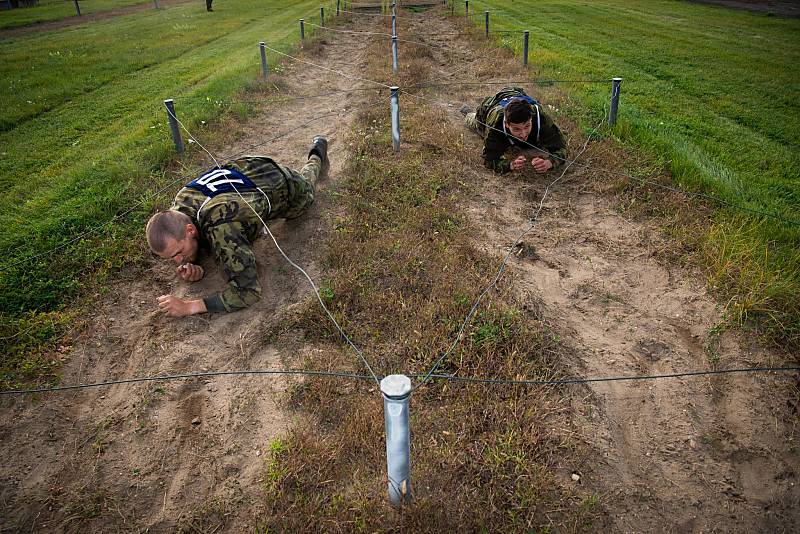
[0,0,333,387]
[465,0,800,345]
[0,0,151,29]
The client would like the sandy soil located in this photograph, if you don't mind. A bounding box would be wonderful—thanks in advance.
[1,6,798,532]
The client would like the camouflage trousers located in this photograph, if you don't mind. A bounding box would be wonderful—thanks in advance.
[464,112,484,136]
[281,155,322,219]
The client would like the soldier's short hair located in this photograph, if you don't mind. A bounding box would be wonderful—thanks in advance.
[505,98,534,125]
[146,210,192,253]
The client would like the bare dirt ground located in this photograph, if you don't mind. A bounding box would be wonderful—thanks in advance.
[689,0,800,18]
[0,0,195,39]
[1,6,798,532]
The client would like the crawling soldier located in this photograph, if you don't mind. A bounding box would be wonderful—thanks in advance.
[463,86,567,175]
[145,136,328,317]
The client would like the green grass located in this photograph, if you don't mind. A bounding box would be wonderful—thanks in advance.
[0,0,153,30]
[464,0,800,345]
[0,0,334,388]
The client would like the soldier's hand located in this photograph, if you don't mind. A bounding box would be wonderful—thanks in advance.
[157,295,207,317]
[510,155,527,172]
[177,263,205,283]
[531,157,554,174]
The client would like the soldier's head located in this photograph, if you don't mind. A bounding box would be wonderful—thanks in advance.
[146,211,199,265]
[503,98,534,140]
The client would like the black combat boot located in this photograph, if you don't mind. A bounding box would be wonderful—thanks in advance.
[309,135,329,176]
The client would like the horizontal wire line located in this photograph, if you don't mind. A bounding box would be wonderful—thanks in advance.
[262,44,392,89]
[423,366,800,386]
[338,8,418,20]
[409,79,611,87]
[0,370,376,395]
[5,365,797,396]
[171,87,383,103]
[306,21,451,50]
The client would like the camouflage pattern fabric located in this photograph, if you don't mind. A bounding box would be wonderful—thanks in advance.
[465,86,567,174]
[171,155,321,313]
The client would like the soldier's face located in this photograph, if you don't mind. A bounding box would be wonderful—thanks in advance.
[159,224,199,265]
[505,119,532,141]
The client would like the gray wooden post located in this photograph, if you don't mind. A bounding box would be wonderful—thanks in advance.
[320,6,324,26]
[259,41,269,79]
[300,19,305,44]
[523,30,529,67]
[392,36,398,73]
[390,86,400,152]
[381,375,412,506]
[153,0,159,9]
[485,11,489,37]
[73,0,81,16]
[163,99,184,154]
[609,77,622,126]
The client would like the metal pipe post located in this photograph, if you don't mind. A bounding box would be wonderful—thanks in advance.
[163,99,184,154]
[320,6,324,26]
[523,30,529,67]
[381,374,412,506]
[391,3,397,37]
[392,36,399,73]
[300,19,305,44]
[609,77,622,126]
[73,0,81,16]
[259,41,269,79]
[485,11,489,37]
[390,86,401,152]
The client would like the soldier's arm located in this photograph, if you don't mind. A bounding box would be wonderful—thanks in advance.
[538,110,568,168]
[203,221,263,313]
[482,131,511,174]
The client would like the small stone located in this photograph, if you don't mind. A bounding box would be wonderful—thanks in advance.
[571,472,581,482]
[191,418,201,425]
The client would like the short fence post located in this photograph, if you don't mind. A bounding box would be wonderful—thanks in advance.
[392,36,399,73]
[336,0,340,16]
[391,3,397,37]
[300,18,305,45]
[485,11,489,37]
[465,0,469,20]
[381,375,412,506]
[390,86,401,152]
[320,6,324,26]
[153,0,159,8]
[609,77,622,127]
[73,0,80,16]
[259,41,269,79]
[163,99,184,154]
[523,30,529,67]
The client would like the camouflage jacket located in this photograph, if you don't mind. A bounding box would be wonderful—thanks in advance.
[476,87,567,174]
[170,156,315,313]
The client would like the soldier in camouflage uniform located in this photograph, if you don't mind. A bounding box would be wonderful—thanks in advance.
[145,136,328,317]
[463,86,567,174]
